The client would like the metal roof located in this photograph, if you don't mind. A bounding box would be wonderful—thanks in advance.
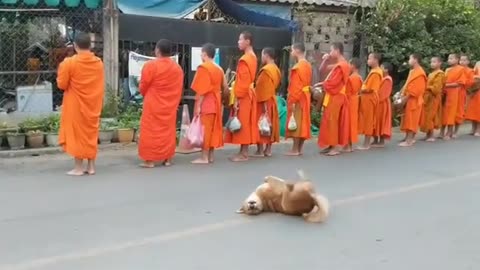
[243,0,376,7]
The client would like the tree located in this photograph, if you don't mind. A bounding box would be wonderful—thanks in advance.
[357,0,480,72]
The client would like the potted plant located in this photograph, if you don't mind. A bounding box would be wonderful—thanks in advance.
[116,119,135,143]
[6,129,25,150]
[101,86,120,122]
[45,114,60,147]
[18,117,45,133]
[26,130,44,148]
[99,120,116,144]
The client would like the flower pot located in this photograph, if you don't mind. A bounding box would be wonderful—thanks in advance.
[99,130,114,144]
[26,133,44,148]
[7,134,25,150]
[117,128,134,143]
[46,133,59,147]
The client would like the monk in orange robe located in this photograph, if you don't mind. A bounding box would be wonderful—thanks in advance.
[285,43,312,156]
[398,54,427,147]
[420,57,445,142]
[373,62,393,147]
[314,42,350,156]
[343,57,363,152]
[225,31,258,162]
[440,54,466,140]
[190,43,226,164]
[253,47,281,157]
[453,54,474,137]
[138,39,184,168]
[57,33,104,176]
[465,61,480,136]
[358,53,383,150]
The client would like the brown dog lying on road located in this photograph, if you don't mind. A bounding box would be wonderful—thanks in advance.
[236,170,330,223]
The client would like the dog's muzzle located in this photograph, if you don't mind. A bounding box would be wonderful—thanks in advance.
[248,201,257,210]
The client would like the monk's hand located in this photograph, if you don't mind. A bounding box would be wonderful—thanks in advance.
[322,54,330,61]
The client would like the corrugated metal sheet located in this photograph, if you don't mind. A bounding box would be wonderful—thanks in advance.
[243,0,376,7]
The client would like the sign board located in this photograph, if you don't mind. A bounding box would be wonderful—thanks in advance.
[190,47,220,71]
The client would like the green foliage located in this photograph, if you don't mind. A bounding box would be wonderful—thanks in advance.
[117,103,142,129]
[101,86,121,118]
[357,0,480,71]
[18,117,45,132]
[310,108,322,128]
[44,114,61,133]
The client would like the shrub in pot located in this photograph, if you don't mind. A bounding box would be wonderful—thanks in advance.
[116,119,135,143]
[26,130,44,148]
[99,121,116,144]
[18,117,45,133]
[6,130,26,150]
[45,114,60,147]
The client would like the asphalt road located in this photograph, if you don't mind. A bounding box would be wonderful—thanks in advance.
[1,134,479,270]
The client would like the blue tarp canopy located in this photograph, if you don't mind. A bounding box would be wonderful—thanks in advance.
[117,0,295,30]
[118,0,207,19]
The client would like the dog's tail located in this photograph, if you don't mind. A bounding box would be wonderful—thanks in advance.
[303,193,330,223]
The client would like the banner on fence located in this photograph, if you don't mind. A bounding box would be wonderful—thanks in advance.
[128,51,178,96]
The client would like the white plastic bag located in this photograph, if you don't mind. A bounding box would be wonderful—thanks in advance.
[287,112,297,131]
[186,116,204,148]
[228,116,242,133]
[258,113,271,136]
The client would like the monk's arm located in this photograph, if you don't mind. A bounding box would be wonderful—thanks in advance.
[56,59,71,91]
[191,67,211,114]
[287,71,303,103]
[139,61,154,96]
[406,77,426,98]
[255,72,270,103]
[322,67,343,95]
[379,81,393,101]
[362,74,382,93]
[429,75,444,96]
[234,61,251,98]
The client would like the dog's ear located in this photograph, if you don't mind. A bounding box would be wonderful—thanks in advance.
[236,206,245,214]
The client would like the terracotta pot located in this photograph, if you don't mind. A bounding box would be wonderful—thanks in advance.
[26,133,44,148]
[46,133,59,147]
[99,130,114,144]
[117,128,134,143]
[7,134,26,150]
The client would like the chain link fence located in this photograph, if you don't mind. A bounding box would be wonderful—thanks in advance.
[0,1,102,114]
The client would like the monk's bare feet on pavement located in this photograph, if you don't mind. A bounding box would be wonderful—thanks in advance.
[372,143,385,148]
[342,145,353,153]
[398,141,414,147]
[162,160,172,167]
[140,161,155,168]
[251,151,265,158]
[230,154,249,162]
[443,135,451,141]
[356,145,370,150]
[285,151,301,156]
[474,132,480,137]
[191,158,209,165]
[320,147,331,154]
[325,149,341,156]
[67,169,85,176]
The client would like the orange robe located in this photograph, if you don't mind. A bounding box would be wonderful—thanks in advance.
[346,73,362,144]
[420,70,445,133]
[442,65,466,126]
[318,60,351,148]
[358,67,383,136]
[225,53,258,145]
[286,59,312,139]
[138,57,184,161]
[57,51,104,159]
[400,67,427,133]
[376,76,393,138]
[465,69,480,122]
[456,67,474,124]
[191,61,224,150]
[255,63,281,144]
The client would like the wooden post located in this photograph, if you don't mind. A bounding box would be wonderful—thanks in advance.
[103,0,119,95]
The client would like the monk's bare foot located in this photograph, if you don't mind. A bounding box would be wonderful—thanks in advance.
[191,158,209,165]
[66,169,85,176]
[264,151,272,157]
[356,145,370,151]
[342,146,353,153]
[474,132,480,137]
[162,160,172,167]
[251,151,265,158]
[325,149,341,156]
[285,151,301,156]
[139,162,155,168]
[452,134,458,139]
[372,143,385,148]
[230,154,249,162]
[85,170,96,175]
[320,147,331,154]
[398,141,413,147]
[426,137,436,142]
[443,135,451,141]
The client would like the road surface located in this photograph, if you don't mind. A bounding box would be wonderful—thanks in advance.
[0,135,479,270]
